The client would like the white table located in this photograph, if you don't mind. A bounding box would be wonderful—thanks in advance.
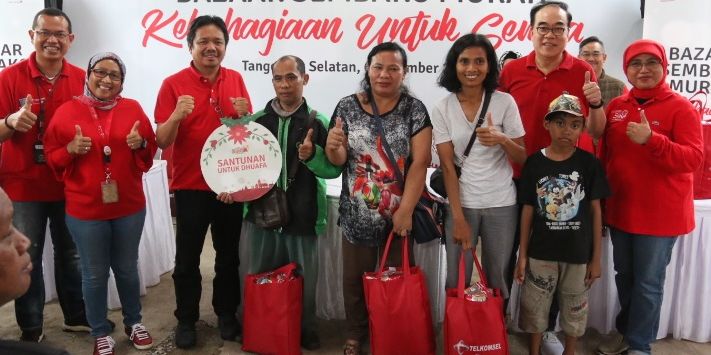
[42,160,176,309]
[509,199,711,342]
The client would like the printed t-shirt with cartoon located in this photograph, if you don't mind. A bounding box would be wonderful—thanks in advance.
[518,149,610,264]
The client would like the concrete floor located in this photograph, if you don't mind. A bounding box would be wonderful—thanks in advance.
[1,237,709,355]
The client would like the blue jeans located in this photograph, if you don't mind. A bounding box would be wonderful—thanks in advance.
[12,201,85,332]
[610,228,677,354]
[66,209,146,337]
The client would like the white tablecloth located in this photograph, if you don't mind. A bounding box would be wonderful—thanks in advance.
[42,160,176,309]
[508,199,711,342]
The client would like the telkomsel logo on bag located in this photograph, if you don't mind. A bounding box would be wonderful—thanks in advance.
[453,340,503,355]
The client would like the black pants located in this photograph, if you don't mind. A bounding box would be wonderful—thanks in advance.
[172,190,243,323]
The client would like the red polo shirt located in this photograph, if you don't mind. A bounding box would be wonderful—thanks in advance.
[154,63,252,191]
[0,52,85,201]
[44,98,157,220]
[603,92,703,236]
[499,50,597,177]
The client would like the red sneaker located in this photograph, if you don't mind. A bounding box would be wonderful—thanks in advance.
[93,335,115,355]
[124,323,153,350]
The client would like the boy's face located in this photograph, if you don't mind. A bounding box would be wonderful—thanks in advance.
[544,114,584,149]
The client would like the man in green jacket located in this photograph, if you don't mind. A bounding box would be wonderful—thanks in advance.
[244,55,340,351]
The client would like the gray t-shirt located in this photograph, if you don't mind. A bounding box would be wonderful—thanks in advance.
[431,91,524,208]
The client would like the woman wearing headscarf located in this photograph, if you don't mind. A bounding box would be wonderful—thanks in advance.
[325,42,432,355]
[44,52,157,355]
[597,40,703,355]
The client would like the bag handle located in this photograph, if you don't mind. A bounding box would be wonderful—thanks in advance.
[377,231,411,277]
[456,248,489,299]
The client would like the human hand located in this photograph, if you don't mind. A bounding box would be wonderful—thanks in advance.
[391,207,412,237]
[230,97,251,117]
[583,71,602,108]
[126,121,143,150]
[626,109,652,145]
[514,257,527,284]
[326,117,346,151]
[585,260,601,287]
[67,125,92,155]
[452,216,473,250]
[7,94,38,132]
[216,192,234,204]
[298,128,314,161]
[476,112,507,146]
[173,95,194,122]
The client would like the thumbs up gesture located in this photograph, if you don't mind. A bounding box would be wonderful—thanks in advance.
[475,112,506,146]
[67,125,93,155]
[626,109,652,145]
[582,71,603,108]
[126,121,144,150]
[326,117,346,151]
[298,128,314,161]
[6,94,38,132]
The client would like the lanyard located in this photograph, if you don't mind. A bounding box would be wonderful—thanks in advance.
[87,106,115,181]
[33,77,59,139]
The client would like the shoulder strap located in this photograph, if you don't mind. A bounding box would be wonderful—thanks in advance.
[371,101,407,188]
[288,109,318,180]
[461,90,493,160]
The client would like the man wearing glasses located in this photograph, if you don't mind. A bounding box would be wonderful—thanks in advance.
[154,15,251,349]
[0,8,89,342]
[579,36,628,111]
[499,1,605,354]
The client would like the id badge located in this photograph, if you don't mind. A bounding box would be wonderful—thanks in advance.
[33,141,46,164]
[101,179,119,204]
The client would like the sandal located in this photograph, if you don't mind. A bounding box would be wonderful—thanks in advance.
[343,339,361,355]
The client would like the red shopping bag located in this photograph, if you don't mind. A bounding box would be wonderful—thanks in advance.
[242,262,303,355]
[443,250,508,355]
[363,232,436,355]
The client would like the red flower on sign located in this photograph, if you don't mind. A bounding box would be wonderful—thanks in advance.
[228,125,251,144]
[210,140,218,148]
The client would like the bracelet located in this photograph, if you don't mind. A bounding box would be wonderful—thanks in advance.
[4,117,15,130]
[589,100,604,109]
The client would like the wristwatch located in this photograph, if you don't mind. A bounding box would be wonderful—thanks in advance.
[139,139,147,149]
[589,100,604,109]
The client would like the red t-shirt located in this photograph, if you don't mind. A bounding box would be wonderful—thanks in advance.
[154,63,252,191]
[499,50,596,178]
[44,98,157,220]
[0,52,85,201]
[603,91,703,236]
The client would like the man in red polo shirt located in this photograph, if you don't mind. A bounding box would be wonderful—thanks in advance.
[0,8,89,342]
[154,15,252,349]
[499,2,606,354]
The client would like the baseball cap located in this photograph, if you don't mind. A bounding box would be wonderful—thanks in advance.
[544,92,583,121]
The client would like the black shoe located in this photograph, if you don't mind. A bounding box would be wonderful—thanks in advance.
[63,318,116,333]
[174,322,196,349]
[217,315,241,341]
[20,329,44,343]
[301,331,321,351]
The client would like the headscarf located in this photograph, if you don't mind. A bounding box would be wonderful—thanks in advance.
[623,39,672,100]
[77,52,126,110]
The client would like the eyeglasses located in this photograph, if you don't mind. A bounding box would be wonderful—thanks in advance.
[91,69,122,82]
[33,30,70,40]
[580,51,604,59]
[628,59,662,70]
[535,26,567,36]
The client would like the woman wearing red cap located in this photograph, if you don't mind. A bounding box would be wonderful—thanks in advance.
[597,40,703,355]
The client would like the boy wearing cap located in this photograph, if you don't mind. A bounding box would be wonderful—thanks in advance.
[515,93,610,355]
